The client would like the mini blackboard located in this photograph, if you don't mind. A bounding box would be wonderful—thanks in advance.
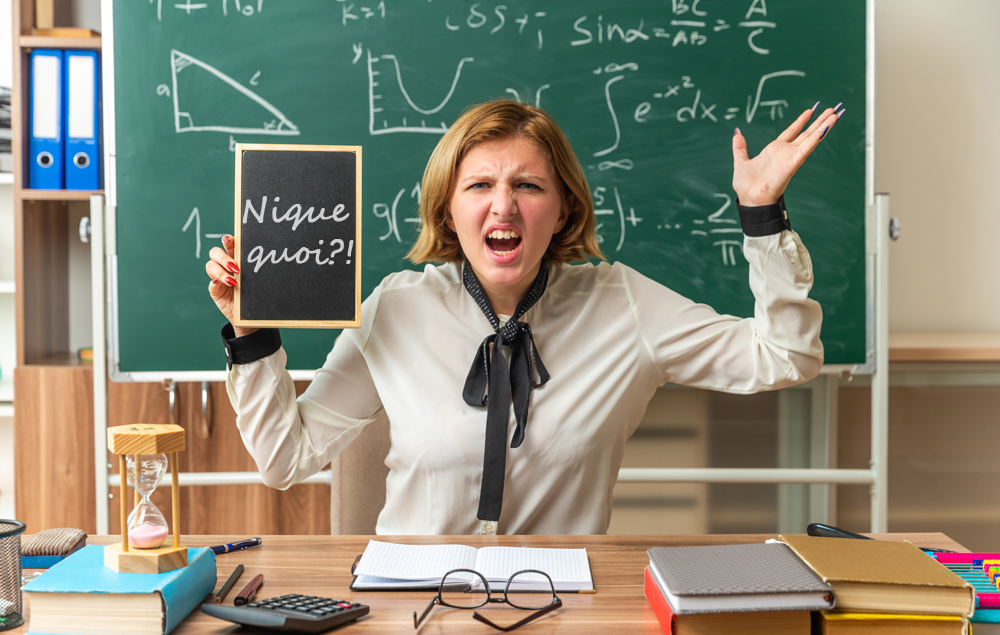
[233,144,362,329]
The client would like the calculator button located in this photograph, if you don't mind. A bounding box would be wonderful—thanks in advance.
[337,602,353,609]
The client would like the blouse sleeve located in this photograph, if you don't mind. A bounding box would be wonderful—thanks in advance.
[224,291,385,490]
[623,221,824,394]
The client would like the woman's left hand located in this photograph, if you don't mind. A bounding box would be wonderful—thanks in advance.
[732,103,843,207]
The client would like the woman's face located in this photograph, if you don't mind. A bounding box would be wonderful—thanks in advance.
[448,136,570,298]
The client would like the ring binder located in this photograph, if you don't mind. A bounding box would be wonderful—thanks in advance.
[28,49,64,189]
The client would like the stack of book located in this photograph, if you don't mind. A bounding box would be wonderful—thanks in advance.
[932,551,1000,634]
[645,537,976,635]
[0,86,10,173]
[781,535,974,634]
[644,542,835,634]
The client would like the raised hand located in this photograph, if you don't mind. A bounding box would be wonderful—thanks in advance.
[206,235,258,337]
[732,102,844,207]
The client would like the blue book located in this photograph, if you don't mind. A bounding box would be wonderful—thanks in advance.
[23,545,216,635]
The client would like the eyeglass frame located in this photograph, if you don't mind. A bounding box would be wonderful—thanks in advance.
[412,568,563,632]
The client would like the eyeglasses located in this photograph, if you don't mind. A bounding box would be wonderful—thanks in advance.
[413,568,563,632]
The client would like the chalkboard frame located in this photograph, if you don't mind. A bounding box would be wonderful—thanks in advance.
[232,143,363,330]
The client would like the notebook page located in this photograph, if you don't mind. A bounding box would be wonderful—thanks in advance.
[474,547,593,591]
[353,541,478,581]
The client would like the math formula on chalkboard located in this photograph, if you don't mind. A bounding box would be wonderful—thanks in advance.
[233,144,362,328]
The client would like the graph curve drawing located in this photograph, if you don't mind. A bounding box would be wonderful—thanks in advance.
[367,50,475,136]
[171,49,300,135]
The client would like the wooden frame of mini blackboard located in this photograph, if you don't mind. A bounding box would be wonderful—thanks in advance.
[233,143,362,329]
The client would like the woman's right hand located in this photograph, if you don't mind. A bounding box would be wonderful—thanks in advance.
[206,235,258,338]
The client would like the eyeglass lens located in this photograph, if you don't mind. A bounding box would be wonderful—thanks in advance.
[439,570,489,609]
[504,570,557,610]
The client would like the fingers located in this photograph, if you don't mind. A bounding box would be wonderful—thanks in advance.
[208,277,232,301]
[777,105,816,143]
[206,258,239,287]
[732,128,750,167]
[222,234,236,259]
[797,111,841,161]
[797,104,841,142]
[208,242,240,275]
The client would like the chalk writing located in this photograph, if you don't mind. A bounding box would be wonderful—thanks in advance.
[242,196,355,272]
[170,50,300,135]
[646,70,804,125]
[367,50,474,135]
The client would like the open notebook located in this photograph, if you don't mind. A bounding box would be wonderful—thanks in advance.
[350,540,594,592]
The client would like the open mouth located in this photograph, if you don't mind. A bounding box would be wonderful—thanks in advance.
[486,229,522,255]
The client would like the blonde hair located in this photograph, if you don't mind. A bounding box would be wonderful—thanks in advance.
[407,100,604,264]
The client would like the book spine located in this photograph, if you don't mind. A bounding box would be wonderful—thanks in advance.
[644,566,676,635]
[161,549,217,635]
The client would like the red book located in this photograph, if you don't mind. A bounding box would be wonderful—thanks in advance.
[643,566,810,635]
[644,566,676,634]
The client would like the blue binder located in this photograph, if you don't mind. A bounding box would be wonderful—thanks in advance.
[28,49,64,189]
[64,49,100,190]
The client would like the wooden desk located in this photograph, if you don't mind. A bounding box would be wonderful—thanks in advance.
[890,332,1000,362]
[12,533,965,634]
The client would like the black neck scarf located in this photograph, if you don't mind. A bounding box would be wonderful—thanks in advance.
[462,260,551,523]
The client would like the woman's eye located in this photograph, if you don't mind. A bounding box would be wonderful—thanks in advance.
[518,182,541,190]
[468,182,490,190]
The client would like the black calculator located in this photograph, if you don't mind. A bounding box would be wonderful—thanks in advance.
[201,594,369,633]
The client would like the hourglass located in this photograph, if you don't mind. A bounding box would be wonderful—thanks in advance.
[104,424,188,574]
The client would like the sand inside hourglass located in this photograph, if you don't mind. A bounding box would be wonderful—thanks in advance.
[126,454,171,549]
[130,523,169,549]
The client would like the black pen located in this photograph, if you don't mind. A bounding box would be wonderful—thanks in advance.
[214,564,245,604]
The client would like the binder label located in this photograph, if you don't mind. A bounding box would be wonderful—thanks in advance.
[32,55,60,139]
[68,55,95,140]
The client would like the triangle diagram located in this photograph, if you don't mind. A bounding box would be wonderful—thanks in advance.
[171,50,300,135]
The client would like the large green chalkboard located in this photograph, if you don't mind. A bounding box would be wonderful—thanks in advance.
[108,0,868,377]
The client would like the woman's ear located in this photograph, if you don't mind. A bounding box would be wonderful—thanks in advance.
[444,208,455,232]
[555,194,573,234]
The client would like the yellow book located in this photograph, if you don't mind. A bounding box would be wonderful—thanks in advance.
[816,611,968,634]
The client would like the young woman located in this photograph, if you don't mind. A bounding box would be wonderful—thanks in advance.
[206,99,838,535]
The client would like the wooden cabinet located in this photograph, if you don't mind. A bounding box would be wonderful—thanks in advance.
[11,0,330,535]
[105,381,330,536]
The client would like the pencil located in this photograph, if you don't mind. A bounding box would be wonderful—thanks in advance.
[214,564,245,604]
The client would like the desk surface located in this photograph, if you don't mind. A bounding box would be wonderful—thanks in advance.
[13,533,966,634]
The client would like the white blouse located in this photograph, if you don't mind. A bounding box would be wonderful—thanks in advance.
[226,230,823,535]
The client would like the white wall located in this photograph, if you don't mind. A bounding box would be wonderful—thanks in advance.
[0,0,11,88]
[0,0,13,521]
[71,0,100,31]
[877,0,1000,332]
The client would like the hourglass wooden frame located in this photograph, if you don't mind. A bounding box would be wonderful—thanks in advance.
[104,424,187,574]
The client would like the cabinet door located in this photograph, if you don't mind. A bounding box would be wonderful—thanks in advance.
[108,381,330,536]
[14,366,96,533]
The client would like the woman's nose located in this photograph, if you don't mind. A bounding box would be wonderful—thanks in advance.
[490,185,516,217]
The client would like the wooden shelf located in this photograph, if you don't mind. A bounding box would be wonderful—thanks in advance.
[889,332,1000,362]
[21,189,103,201]
[19,35,101,50]
[23,352,90,368]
